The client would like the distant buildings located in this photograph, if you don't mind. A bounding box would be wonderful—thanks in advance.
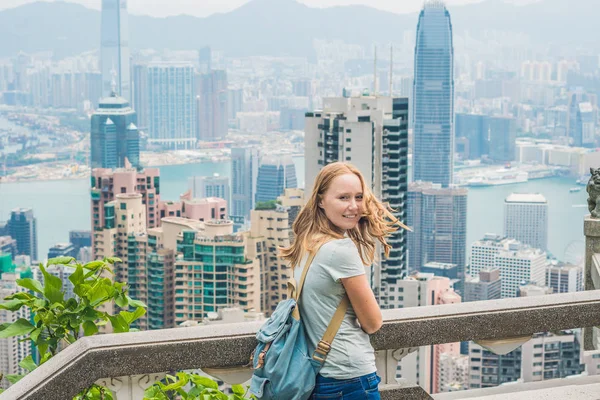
[546,262,583,293]
[568,90,597,148]
[412,0,455,187]
[7,208,38,262]
[468,343,522,389]
[100,0,131,102]
[0,236,17,260]
[230,147,260,221]
[147,63,196,149]
[504,193,548,251]
[47,243,76,260]
[455,113,489,160]
[255,155,297,204]
[196,70,228,141]
[90,92,140,170]
[464,269,502,302]
[189,175,230,206]
[488,116,516,162]
[470,234,547,298]
[304,95,410,308]
[407,182,467,292]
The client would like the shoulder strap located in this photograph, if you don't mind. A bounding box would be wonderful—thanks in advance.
[290,240,351,364]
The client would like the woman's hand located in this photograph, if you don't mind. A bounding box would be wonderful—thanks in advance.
[341,274,382,334]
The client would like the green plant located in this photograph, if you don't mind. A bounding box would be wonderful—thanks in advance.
[144,372,254,400]
[0,256,146,387]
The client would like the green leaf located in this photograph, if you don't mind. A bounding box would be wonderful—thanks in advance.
[39,351,52,365]
[161,372,188,392]
[29,327,42,343]
[83,260,104,271]
[68,265,85,286]
[39,265,64,304]
[6,374,25,384]
[126,296,147,308]
[82,320,98,336]
[231,385,245,396]
[119,307,145,325]
[18,355,37,372]
[16,278,44,295]
[0,318,35,338]
[4,292,34,301]
[0,298,27,311]
[104,257,122,264]
[108,314,129,333]
[47,256,75,266]
[115,293,128,308]
[190,375,219,389]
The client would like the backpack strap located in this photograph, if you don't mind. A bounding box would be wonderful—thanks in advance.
[288,240,351,364]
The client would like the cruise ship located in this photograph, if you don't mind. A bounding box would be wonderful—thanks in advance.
[466,170,528,187]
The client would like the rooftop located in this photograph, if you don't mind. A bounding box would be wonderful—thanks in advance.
[505,193,548,204]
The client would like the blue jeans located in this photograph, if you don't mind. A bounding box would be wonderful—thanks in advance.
[311,372,381,399]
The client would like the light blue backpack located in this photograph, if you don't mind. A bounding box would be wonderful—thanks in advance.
[249,244,349,400]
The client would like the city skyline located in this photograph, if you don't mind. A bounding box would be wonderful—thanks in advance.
[0,0,541,18]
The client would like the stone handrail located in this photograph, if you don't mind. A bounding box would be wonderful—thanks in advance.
[3,289,600,399]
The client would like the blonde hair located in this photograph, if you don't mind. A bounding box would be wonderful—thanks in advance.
[280,162,409,267]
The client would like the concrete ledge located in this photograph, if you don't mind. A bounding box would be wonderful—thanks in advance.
[432,374,600,400]
[381,383,432,400]
[4,290,600,399]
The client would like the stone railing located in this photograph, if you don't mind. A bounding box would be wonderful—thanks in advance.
[584,215,600,351]
[3,289,600,400]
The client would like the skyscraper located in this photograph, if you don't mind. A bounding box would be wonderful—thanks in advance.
[131,64,148,130]
[100,0,131,102]
[196,70,228,141]
[255,155,298,204]
[188,175,230,206]
[8,208,37,261]
[304,95,409,308]
[488,116,516,162]
[464,269,501,302]
[504,193,548,251]
[455,113,489,159]
[91,93,139,170]
[231,147,260,221]
[147,63,196,149]
[413,0,454,187]
[407,182,467,291]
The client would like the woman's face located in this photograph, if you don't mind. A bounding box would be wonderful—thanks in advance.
[319,173,364,232]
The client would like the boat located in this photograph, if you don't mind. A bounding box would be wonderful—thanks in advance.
[569,187,582,193]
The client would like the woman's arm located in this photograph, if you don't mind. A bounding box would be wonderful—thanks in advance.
[341,275,382,334]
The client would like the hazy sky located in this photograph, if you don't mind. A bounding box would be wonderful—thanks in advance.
[0,0,539,18]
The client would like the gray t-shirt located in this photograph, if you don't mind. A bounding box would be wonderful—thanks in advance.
[294,238,377,379]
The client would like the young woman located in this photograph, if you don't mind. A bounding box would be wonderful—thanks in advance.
[281,162,409,400]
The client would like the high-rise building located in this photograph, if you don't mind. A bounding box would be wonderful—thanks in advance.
[305,95,409,308]
[188,175,230,206]
[247,203,293,315]
[468,342,522,389]
[231,147,260,221]
[255,155,298,204]
[8,208,38,261]
[131,64,148,130]
[47,243,77,260]
[546,262,583,293]
[198,46,212,74]
[421,262,458,281]
[228,88,244,120]
[147,63,196,149]
[396,273,462,394]
[69,230,92,254]
[567,90,598,148]
[100,0,131,102]
[0,236,17,260]
[470,234,547,298]
[520,331,585,382]
[413,0,455,187]
[407,182,467,292]
[463,269,501,302]
[91,93,140,170]
[504,193,548,251]
[0,269,32,389]
[438,352,469,392]
[455,113,489,159]
[196,70,228,141]
[488,116,516,162]
[91,167,161,258]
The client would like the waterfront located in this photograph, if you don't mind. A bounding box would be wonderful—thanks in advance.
[0,158,586,264]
